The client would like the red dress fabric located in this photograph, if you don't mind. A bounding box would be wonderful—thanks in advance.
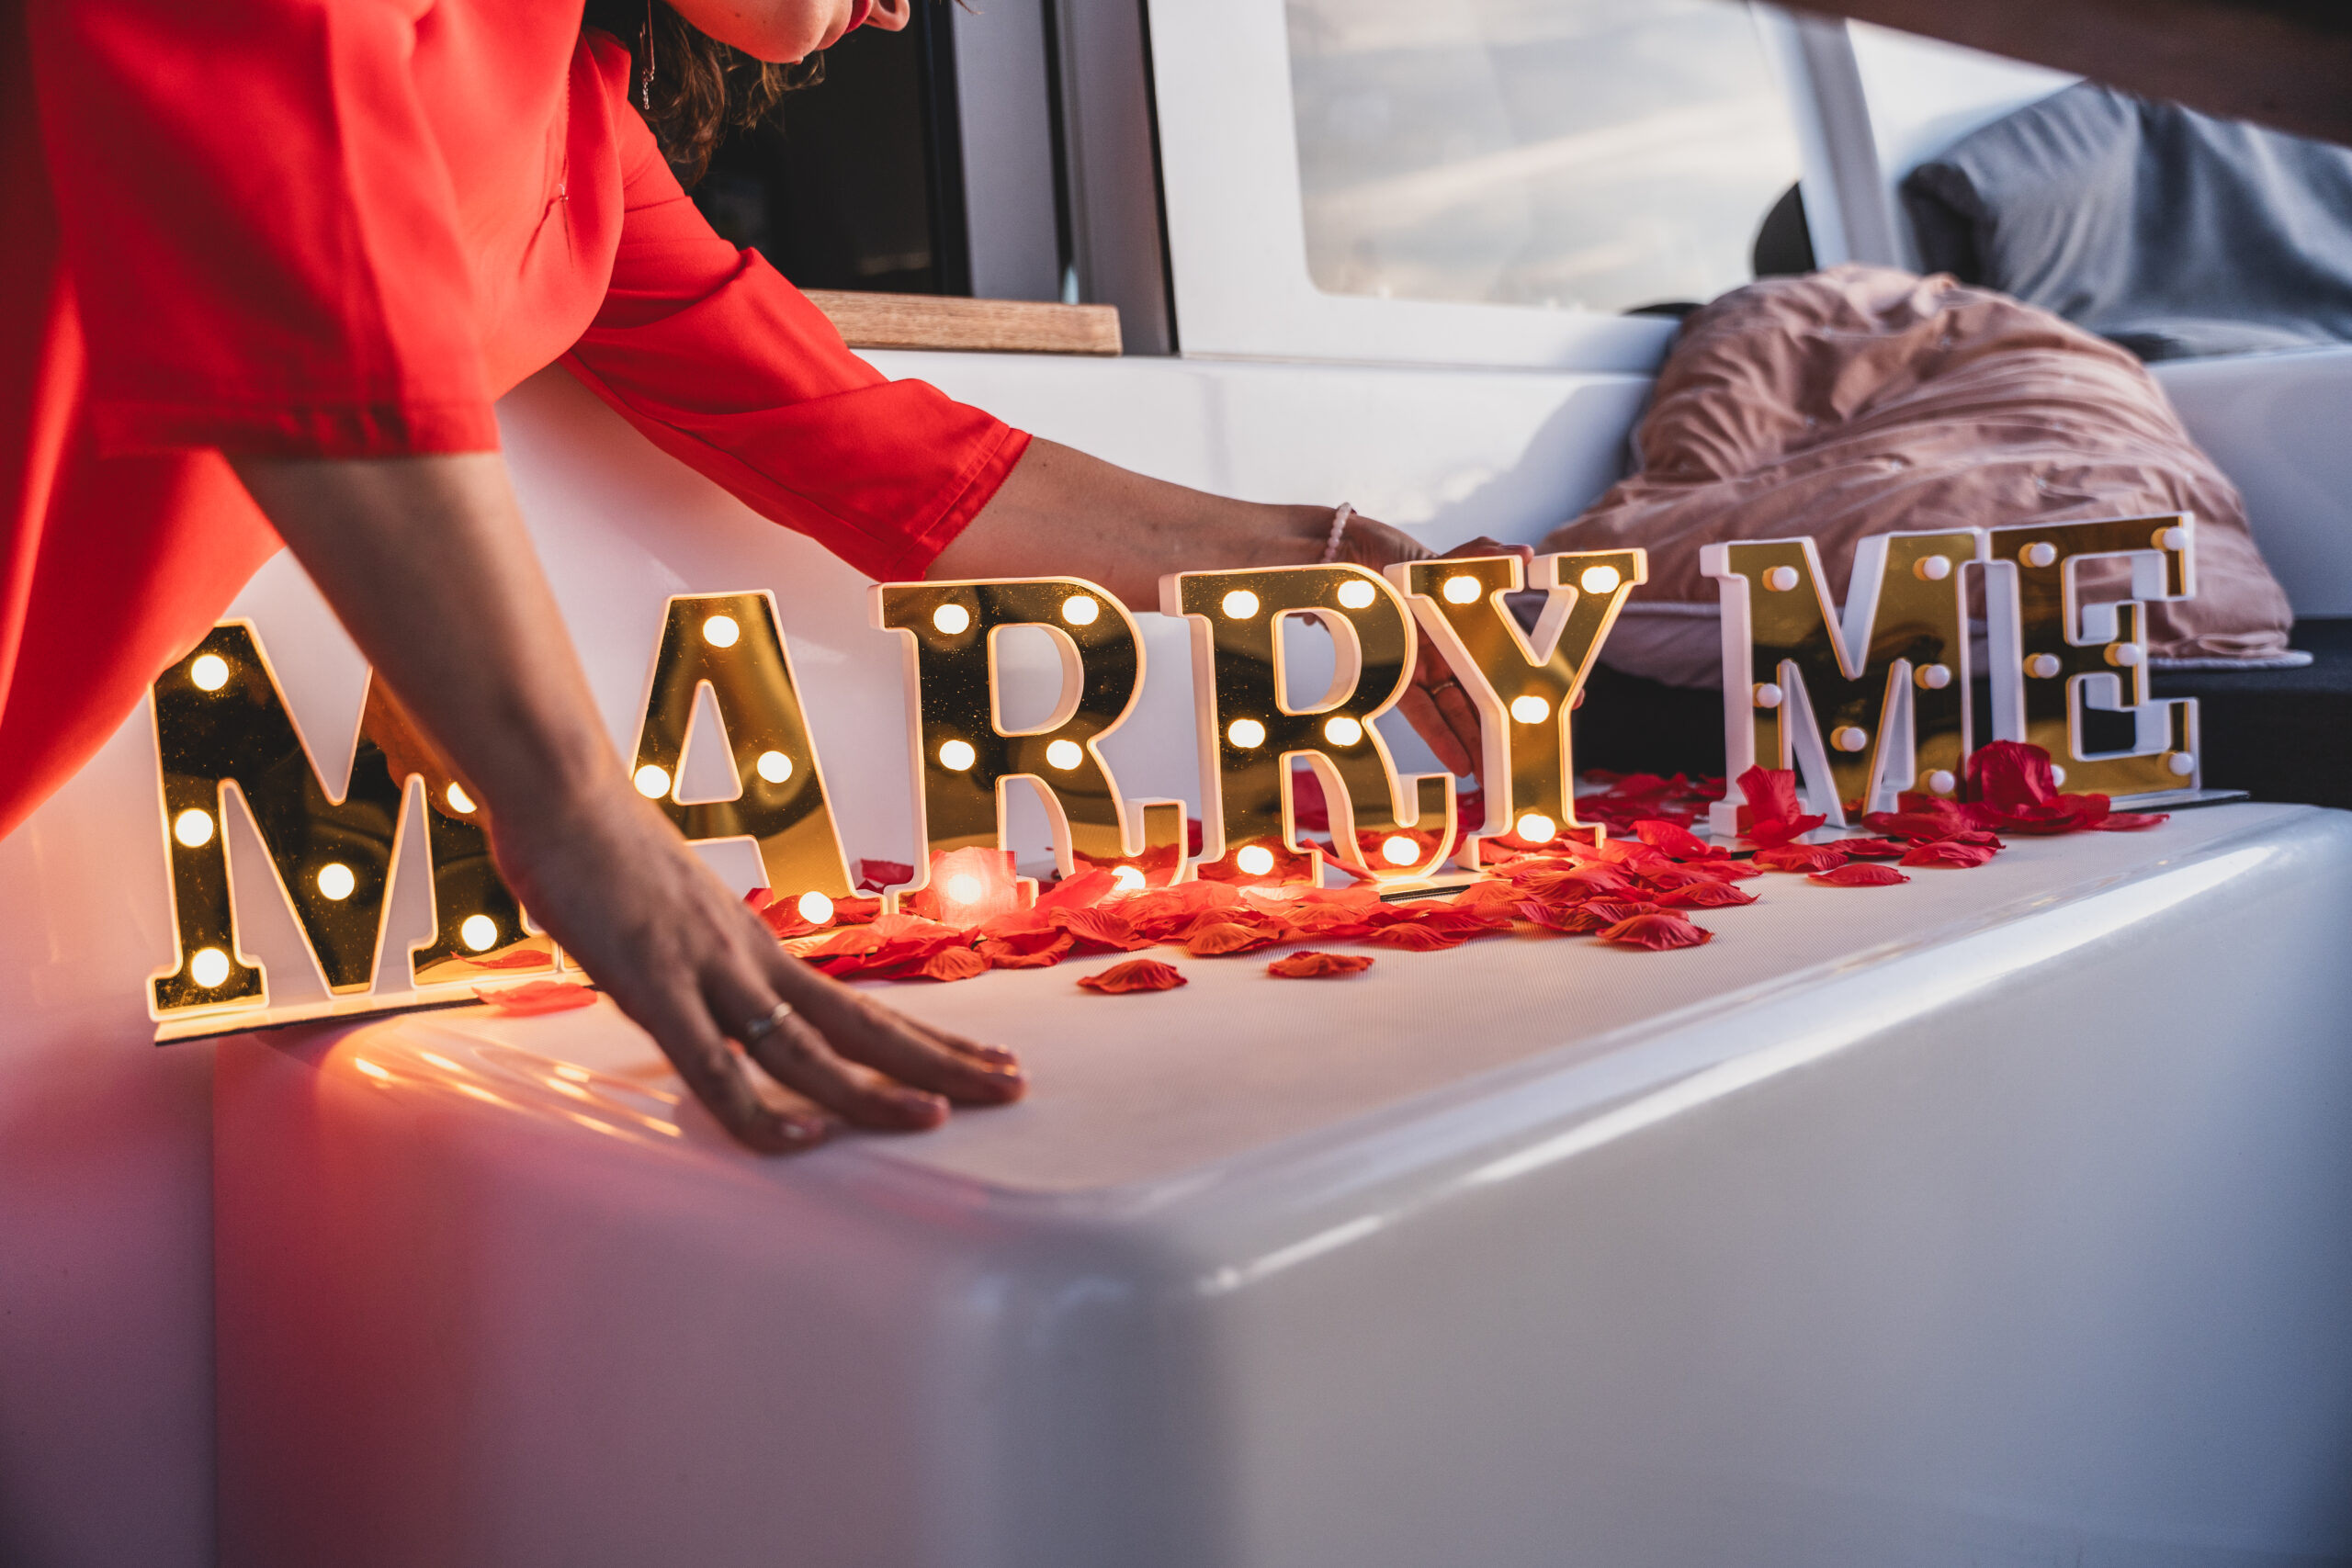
[0,0,1028,840]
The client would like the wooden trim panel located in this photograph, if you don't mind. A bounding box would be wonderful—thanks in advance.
[804,291,1125,356]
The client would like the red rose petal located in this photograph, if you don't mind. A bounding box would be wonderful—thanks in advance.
[1185,920,1284,956]
[1078,959,1188,993]
[1048,906,1156,953]
[474,979,597,1015]
[1809,863,1911,886]
[1753,843,1849,874]
[1900,840,1996,869]
[2093,811,2170,831]
[1829,837,1911,860]
[1036,866,1118,910]
[1652,880,1758,909]
[1519,899,1610,934]
[921,947,991,982]
[975,930,1076,969]
[1364,922,1465,951]
[1268,950,1375,978]
[1599,912,1713,950]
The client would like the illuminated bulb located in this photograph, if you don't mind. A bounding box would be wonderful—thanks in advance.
[932,603,972,635]
[1927,769,1958,795]
[2169,751,2197,776]
[172,808,215,848]
[796,890,834,925]
[2025,653,2062,679]
[937,739,978,771]
[189,947,232,988]
[315,863,356,901]
[2023,541,2058,568]
[701,614,741,648]
[1111,865,1147,891]
[1323,715,1363,747]
[1916,663,1952,690]
[1832,726,1869,752]
[1061,593,1101,626]
[1234,844,1276,876]
[945,873,986,904]
[445,781,476,814]
[1046,739,1084,771]
[1515,812,1557,844]
[1220,589,1261,620]
[189,654,231,692]
[634,763,673,798]
[1441,574,1482,604]
[1381,834,1419,866]
[1762,565,1800,592]
[460,914,499,953]
[1336,579,1377,610]
[1509,694,1550,725]
[756,750,794,784]
[2157,525,2188,553]
[1915,555,1952,581]
[1578,564,1622,595]
[1227,717,1266,749]
[1753,682,1783,708]
[2109,644,2144,668]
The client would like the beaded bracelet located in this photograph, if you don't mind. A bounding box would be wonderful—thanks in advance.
[1317,502,1356,565]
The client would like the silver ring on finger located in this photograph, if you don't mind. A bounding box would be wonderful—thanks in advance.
[740,1000,795,1045]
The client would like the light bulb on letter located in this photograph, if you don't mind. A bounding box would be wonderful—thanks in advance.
[796,891,834,925]
[1323,716,1363,747]
[1335,579,1377,610]
[189,654,231,692]
[1509,694,1551,725]
[932,604,972,635]
[445,782,476,814]
[1381,835,1419,866]
[701,614,741,648]
[1578,564,1622,595]
[189,948,232,988]
[1227,718,1266,749]
[633,764,672,799]
[1442,575,1482,604]
[1046,739,1084,771]
[173,809,215,848]
[1061,594,1101,626]
[1111,865,1147,891]
[1220,590,1260,619]
[1234,844,1275,876]
[1515,812,1556,844]
[945,873,985,904]
[755,750,793,784]
[316,863,356,901]
[460,915,499,953]
[938,739,978,771]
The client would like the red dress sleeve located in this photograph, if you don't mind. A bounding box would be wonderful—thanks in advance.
[30,0,499,457]
[562,92,1030,583]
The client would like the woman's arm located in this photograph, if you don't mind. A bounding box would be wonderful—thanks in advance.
[232,452,1026,1151]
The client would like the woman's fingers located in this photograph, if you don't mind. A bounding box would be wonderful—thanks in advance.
[624,976,832,1153]
[764,947,1029,1107]
[702,946,951,1131]
[1396,683,1476,777]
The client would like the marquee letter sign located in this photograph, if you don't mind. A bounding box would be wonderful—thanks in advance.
[1393,548,1644,859]
[875,576,1188,906]
[1165,564,1453,886]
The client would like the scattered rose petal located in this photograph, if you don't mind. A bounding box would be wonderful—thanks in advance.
[1037,867,1118,910]
[1652,880,1758,909]
[1185,920,1284,956]
[1810,863,1911,887]
[1048,906,1156,953]
[1365,922,1465,951]
[1079,959,1188,993]
[1519,899,1611,934]
[2094,812,2170,831]
[920,947,990,983]
[1900,840,1996,869]
[1829,837,1912,861]
[854,859,913,893]
[1268,951,1375,978]
[976,930,1076,969]
[1633,819,1724,861]
[1599,912,1713,950]
[1753,843,1849,874]
[1736,765,1827,847]
[474,979,597,1015]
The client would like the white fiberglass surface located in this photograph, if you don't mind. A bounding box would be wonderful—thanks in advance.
[1285,0,1803,314]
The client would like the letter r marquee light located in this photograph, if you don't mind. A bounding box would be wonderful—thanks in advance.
[141,517,2215,1038]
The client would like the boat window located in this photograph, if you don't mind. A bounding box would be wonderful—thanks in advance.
[1283,0,1805,316]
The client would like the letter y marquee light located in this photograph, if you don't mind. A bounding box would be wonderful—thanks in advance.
[1392,549,1644,859]
[874,576,1189,905]
[1166,564,1453,886]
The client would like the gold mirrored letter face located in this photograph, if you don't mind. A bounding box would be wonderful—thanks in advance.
[1986,515,2198,798]
[630,592,853,904]
[1164,564,1453,886]
[1394,549,1643,857]
[1706,530,1980,826]
[875,577,1186,900]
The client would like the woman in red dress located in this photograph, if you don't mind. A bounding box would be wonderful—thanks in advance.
[2,0,1494,1148]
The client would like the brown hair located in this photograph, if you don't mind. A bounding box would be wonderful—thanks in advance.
[581,0,824,186]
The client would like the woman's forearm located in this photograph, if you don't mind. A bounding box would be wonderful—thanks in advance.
[929,438,1335,604]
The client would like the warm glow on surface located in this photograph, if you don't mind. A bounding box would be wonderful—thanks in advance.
[1323,716,1363,747]
[796,890,834,924]
[445,781,476,814]
[189,654,230,692]
[1515,812,1556,843]
[424,1054,464,1074]
[460,914,498,952]
[932,603,972,635]
[1762,565,1800,592]
[173,809,215,849]
[315,863,356,901]
[1578,564,1623,595]
[1220,590,1261,619]
[1441,574,1482,604]
[1381,834,1419,866]
[756,750,793,784]
[353,1058,390,1081]
[1112,865,1147,891]
[633,763,673,798]
[1061,593,1101,626]
[1046,739,1085,771]
[1227,718,1267,749]
[1336,579,1377,610]
[552,1064,590,1082]
[701,614,741,648]
[1235,844,1276,875]
[938,739,978,771]
[189,948,231,988]
[1510,694,1551,725]
[944,873,986,904]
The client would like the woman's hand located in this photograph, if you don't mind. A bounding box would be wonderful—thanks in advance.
[1334,522,1532,779]
[233,452,1023,1152]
